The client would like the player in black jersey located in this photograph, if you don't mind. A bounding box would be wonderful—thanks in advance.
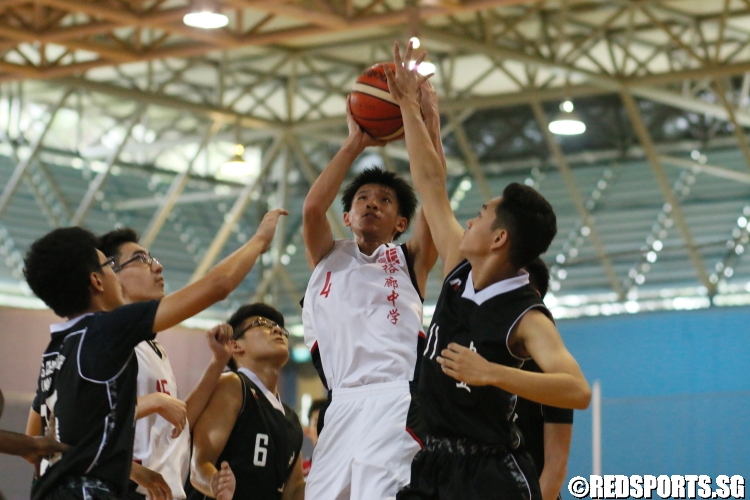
[23,209,286,500]
[515,258,574,500]
[384,41,591,500]
[187,303,304,500]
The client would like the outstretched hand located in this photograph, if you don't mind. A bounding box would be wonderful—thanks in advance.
[254,208,289,253]
[383,41,432,105]
[22,435,69,466]
[419,79,440,123]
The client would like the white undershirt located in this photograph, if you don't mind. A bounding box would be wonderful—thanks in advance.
[237,367,285,415]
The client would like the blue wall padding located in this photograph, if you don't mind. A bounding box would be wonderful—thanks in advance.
[552,307,750,497]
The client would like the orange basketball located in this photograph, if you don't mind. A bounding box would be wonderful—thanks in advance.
[349,62,404,141]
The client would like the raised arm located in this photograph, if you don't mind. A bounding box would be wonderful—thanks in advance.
[184,324,233,428]
[385,42,465,276]
[303,102,384,268]
[405,81,443,292]
[152,209,286,333]
[190,373,242,498]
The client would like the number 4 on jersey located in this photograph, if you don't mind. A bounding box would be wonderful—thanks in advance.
[320,271,332,298]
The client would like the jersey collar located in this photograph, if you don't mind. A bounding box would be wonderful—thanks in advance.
[50,313,95,334]
[461,270,530,306]
[237,367,286,415]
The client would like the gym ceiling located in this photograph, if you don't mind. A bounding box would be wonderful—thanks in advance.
[0,0,749,332]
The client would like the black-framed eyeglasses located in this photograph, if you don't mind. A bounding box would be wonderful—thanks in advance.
[233,317,290,340]
[113,253,161,273]
[99,256,117,270]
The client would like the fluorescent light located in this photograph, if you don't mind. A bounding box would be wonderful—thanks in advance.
[183,11,228,29]
[220,144,255,178]
[549,116,586,135]
[408,60,436,76]
[409,36,421,49]
[549,100,586,135]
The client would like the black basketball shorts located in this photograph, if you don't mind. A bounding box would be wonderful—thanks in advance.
[396,437,542,500]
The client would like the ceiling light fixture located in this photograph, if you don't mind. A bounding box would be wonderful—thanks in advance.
[183,10,229,29]
[549,100,586,136]
[408,60,436,76]
[220,144,249,177]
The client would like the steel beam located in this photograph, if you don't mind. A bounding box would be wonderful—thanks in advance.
[190,135,284,282]
[620,92,713,292]
[713,79,750,170]
[531,100,625,300]
[0,89,72,220]
[447,112,492,201]
[113,188,244,211]
[140,121,222,248]
[659,155,750,185]
[70,105,147,225]
[287,134,347,239]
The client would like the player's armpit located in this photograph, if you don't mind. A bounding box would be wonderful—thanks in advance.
[281,453,305,500]
[540,422,573,500]
[190,372,243,497]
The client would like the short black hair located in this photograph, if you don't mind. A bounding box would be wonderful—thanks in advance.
[99,227,139,261]
[525,257,550,300]
[226,303,285,371]
[308,398,329,422]
[492,183,557,270]
[24,227,102,318]
[341,167,418,240]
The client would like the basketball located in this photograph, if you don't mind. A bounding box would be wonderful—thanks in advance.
[349,62,404,141]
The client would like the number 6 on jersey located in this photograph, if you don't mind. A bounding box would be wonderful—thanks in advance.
[253,433,269,466]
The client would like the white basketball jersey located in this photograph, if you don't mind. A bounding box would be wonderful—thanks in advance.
[303,239,424,389]
[133,340,190,499]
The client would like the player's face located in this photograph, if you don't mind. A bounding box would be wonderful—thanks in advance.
[96,249,125,309]
[460,197,507,257]
[344,184,407,242]
[115,242,165,303]
[235,315,290,364]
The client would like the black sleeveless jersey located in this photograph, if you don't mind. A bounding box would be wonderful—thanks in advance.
[185,371,303,500]
[32,301,159,500]
[419,261,551,448]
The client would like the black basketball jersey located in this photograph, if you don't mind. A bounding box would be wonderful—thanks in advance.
[32,301,159,500]
[514,360,574,475]
[185,370,303,500]
[419,261,551,448]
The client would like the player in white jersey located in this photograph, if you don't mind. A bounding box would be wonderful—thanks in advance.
[301,86,444,500]
[98,228,233,500]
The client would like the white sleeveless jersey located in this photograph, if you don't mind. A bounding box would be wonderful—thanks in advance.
[303,239,424,389]
[133,340,190,499]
